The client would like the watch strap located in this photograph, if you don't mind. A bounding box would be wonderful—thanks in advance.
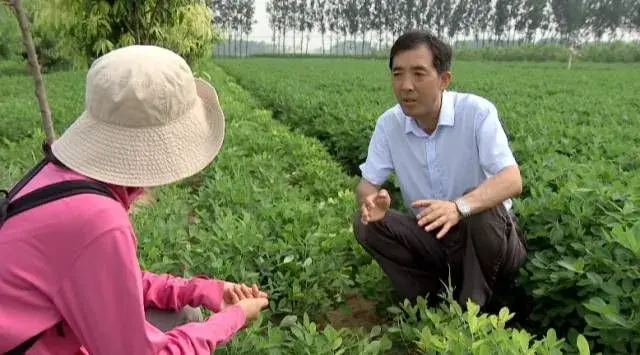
[454,198,471,218]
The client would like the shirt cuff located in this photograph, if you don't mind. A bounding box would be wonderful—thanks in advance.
[191,276,225,312]
[359,163,386,186]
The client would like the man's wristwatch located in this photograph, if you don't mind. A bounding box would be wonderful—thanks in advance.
[454,198,472,218]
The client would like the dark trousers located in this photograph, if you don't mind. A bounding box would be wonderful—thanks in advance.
[352,203,527,309]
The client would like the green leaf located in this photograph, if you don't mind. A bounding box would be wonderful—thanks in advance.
[586,272,604,286]
[369,325,381,338]
[332,336,343,350]
[577,334,591,355]
[557,258,585,273]
[472,339,487,349]
[279,315,298,328]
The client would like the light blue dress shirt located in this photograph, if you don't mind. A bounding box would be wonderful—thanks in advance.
[359,90,518,216]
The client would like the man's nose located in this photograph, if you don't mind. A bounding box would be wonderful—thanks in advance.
[400,76,414,91]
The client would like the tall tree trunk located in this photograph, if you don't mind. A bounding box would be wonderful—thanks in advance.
[7,0,55,144]
[282,29,286,54]
[273,30,277,54]
[352,33,356,55]
[343,33,347,54]
[542,27,550,43]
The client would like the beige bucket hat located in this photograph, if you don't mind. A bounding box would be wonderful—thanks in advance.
[51,45,225,187]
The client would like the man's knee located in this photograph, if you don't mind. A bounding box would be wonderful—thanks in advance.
[352,211,370,246]
[458,204,510,239]
[459,205,526,277]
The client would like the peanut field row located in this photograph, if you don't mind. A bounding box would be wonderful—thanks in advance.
[214,58,640,354]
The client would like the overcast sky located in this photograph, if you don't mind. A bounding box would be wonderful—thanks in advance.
[249,0,270,40]
[246,0,326,49]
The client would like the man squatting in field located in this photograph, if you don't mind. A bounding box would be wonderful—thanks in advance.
[353,30,527,311]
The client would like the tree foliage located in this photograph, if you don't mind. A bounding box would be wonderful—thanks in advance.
[0,4,22,60]
[209,0,256,56]
[22,0,222,68]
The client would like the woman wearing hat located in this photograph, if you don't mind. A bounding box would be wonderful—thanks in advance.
[0,45,269,354]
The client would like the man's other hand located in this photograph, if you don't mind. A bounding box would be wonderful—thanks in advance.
[360,189,391,224]
[412,199,461,239]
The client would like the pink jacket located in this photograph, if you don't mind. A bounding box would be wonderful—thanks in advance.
[0,162,246,354]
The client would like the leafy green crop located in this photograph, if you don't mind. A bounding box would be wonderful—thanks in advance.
[215,57,640,354]
[0,68,87,142]
[386,288,579,355]
[0,59,596,354]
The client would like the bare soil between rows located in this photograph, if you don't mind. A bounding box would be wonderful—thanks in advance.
[325,292,387,329]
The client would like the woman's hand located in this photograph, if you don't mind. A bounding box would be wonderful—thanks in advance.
[220,282,268,310]
[237,297,269,322]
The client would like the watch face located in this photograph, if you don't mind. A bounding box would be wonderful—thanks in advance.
[456,199,469,215]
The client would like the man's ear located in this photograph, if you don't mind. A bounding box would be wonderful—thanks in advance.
[439,71,452,90]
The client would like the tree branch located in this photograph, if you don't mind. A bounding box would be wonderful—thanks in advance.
[9,0,56,145]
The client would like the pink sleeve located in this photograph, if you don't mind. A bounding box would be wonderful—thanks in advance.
[53,226,246,355]
[141,272,226,312]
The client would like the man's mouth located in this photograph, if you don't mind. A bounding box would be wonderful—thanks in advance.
[402,98,417,104]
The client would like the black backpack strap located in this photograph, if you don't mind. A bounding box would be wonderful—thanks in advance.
[0,141,65,226]
[4,330,45,355]
[42,141,67,169]
[5,339,36,355]
[0,159,48,202]
[0,180,117,230]
[7,180,116,218]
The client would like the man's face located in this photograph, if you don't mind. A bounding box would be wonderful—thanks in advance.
[391,45,451,120]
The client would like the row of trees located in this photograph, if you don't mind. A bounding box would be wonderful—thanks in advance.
[208,0,256,56]
[4,0,638,62]
[262,0,640,55]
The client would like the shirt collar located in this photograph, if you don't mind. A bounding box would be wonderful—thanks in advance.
[404,90,455,135]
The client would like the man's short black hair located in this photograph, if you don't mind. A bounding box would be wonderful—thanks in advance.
[389,30,452,74]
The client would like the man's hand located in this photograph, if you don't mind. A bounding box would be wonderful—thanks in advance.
[360,189,391,224]
[220,282,268,310]
[412,199,461,239]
